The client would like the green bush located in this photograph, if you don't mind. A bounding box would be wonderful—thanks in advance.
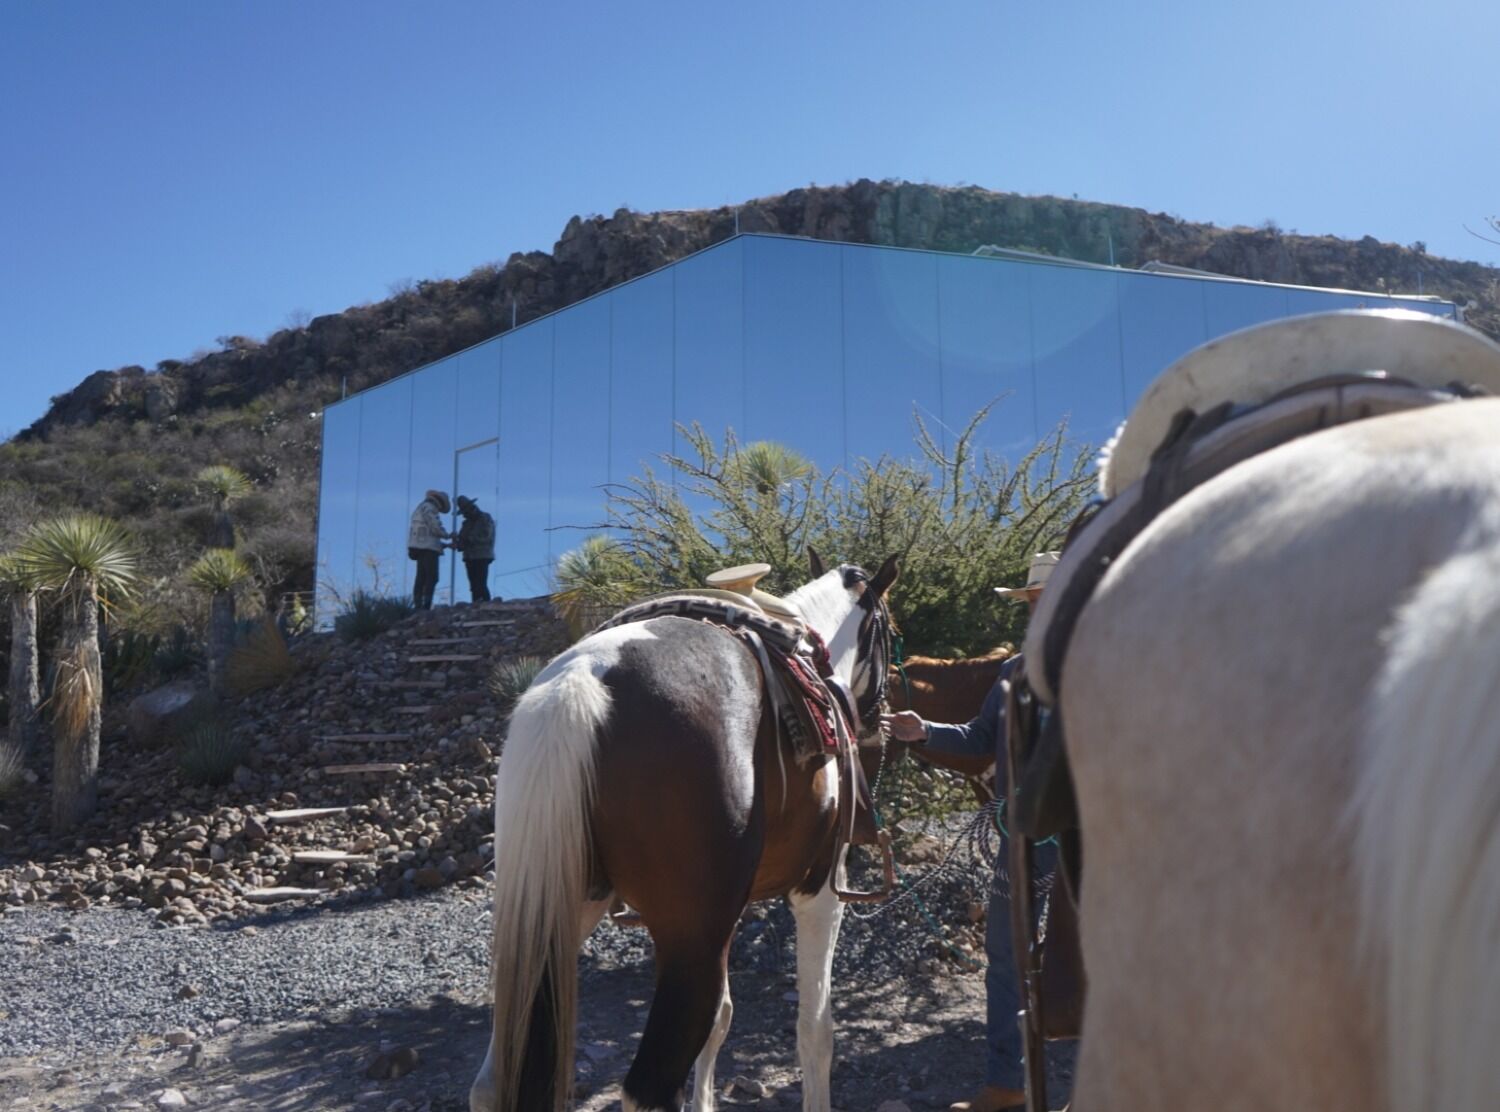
[154,626,202,679]
[575,405,1095,657]
[176,713,248,786]
[334,589,414,642]
[0,742,26,800]
[489,655,548,706]
[226,617,298,697]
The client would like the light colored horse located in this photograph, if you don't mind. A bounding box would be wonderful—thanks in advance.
[1030,311,1500,1110]
[470,556,896,1112]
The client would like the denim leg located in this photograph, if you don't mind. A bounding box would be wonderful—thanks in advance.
[985,859,1025,1090]
[985,839,1059,1091]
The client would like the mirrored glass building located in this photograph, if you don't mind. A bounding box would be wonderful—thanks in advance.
[315,233,1458,620]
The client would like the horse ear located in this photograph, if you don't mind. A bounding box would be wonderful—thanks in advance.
[869,554,900,598]
[807,546,826,578]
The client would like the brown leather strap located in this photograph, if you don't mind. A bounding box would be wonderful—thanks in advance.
[1005,672,1050,1112]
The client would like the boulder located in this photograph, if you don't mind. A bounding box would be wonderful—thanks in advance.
[128,683,213,745]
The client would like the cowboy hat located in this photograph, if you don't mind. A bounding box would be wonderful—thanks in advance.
[425,490,451,514]
[995,551,1060,598]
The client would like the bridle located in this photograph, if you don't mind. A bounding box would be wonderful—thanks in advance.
[843,566,896,735]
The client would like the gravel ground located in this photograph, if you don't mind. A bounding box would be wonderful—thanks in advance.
[1,826,1076,1110]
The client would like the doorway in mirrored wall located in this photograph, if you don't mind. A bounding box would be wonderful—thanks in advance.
[449,437,499,606]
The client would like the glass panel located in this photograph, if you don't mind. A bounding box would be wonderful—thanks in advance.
[315,400,361,626]
[673,238,744,453]
[354,376,414,596]
[1117,272,1209,406]
[406,356,458,604]
[1203,280,1290,338]
[1029,265,1127,454]
[937,254,1037,458]
[496,318,553,589]
[610,271,675,488]
[456,340,501,450]
[841,245,941,467]
[551,298,612,550]
[451,439,499,605]
[743,236,844,470]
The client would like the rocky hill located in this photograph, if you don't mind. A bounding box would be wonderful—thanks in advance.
[4,179,1497,600]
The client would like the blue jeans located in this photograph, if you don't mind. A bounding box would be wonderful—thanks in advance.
[985,837,1057,1091]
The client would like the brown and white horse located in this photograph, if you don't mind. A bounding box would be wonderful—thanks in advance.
[1030,311,1500,1110]
[471,554,897,1112]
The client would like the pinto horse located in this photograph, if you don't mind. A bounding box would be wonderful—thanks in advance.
[1028,310,1500,1110]
[471,553,898,1112]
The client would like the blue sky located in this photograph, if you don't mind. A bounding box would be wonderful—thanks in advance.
[2,0,1495,436]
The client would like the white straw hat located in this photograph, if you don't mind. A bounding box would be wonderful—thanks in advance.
[995,551,1060,598]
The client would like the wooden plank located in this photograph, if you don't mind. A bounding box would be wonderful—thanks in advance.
[407,654,483,663]
[392,706,433,715]
[266,807,350,825]
[456,620,515,628]
[292,851,374,865]
[409,637,482,646]
[378,680,445,689]
[313,733,411,743]
[245,887,323,904]
[322,763,407,776]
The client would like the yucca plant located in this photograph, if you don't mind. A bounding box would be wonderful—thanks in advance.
[0,554,41,758]
[551,536,643,640]
[176,711,248,786]
[196,465,251,548]
[489,655,548,707]
[729,441,813,496]
[333,589,414,642]
[16,514,139,833]
[188,548,252,695]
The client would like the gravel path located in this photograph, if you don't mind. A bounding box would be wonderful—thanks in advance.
[1,836,1075,1110]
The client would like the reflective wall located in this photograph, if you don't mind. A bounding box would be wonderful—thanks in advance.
[316,234,1457,621]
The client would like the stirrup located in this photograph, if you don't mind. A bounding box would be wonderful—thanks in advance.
[832,828,896,903]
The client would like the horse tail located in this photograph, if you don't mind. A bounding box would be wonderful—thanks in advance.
[475,655,607,1112]
[1354,541,1500,1110]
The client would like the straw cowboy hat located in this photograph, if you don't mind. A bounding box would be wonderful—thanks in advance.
[995,551,1061,599]
[425,490,451,514]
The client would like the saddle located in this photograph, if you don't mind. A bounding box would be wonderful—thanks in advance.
[1004,310,1500,1112]
[594,567,894,903]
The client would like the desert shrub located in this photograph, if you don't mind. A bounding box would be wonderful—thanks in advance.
[489,655,547,706]
[226,617,298,697]
[578,404,1095,658]
[0,741,26,799]
[334,589,413,642]
[176,711,247,786]
[551,537,639,640]
[154,626,202,679]
[103,627,162,694]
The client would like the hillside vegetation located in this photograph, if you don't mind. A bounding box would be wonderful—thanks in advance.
[3,179,1496,610]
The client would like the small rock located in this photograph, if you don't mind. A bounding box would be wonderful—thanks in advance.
[411,867,444,890]
[177,984,201,1000]
[164,1028,195,1047]
[155,1090,188,1108]
[875,1102,913,1112]
[242,817,269,842]
[365,1045,419,1080]
[213,1018,241,1034]
[729,1075,771,1099]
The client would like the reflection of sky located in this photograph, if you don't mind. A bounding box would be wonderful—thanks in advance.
[316,234,1458,620]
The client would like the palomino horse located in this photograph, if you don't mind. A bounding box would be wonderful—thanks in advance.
[471,554,898,1112]
[1026,310,1500,1110]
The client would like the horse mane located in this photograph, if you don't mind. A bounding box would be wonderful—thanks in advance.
[786,568,857,644]
[900,647,1014,674]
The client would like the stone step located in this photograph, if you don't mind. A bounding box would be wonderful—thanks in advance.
[391,706,433,715]
[292,850,375,866]
[455,620,515,628]
[408,655,483,664]
[266,807,350,826]
[322,763,407,776]
[245,887,324,904]
[314,733,412,743]
[380,680,445,689]
[409,637,484,646]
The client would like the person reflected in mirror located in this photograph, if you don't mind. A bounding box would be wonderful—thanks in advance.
[453,495,496,603]
[407,489,451,610]
[881,552,1072,1112]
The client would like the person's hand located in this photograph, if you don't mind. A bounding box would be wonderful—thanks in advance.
[880,710,929,744]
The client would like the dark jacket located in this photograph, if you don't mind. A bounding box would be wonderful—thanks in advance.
[454,510,496,562]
